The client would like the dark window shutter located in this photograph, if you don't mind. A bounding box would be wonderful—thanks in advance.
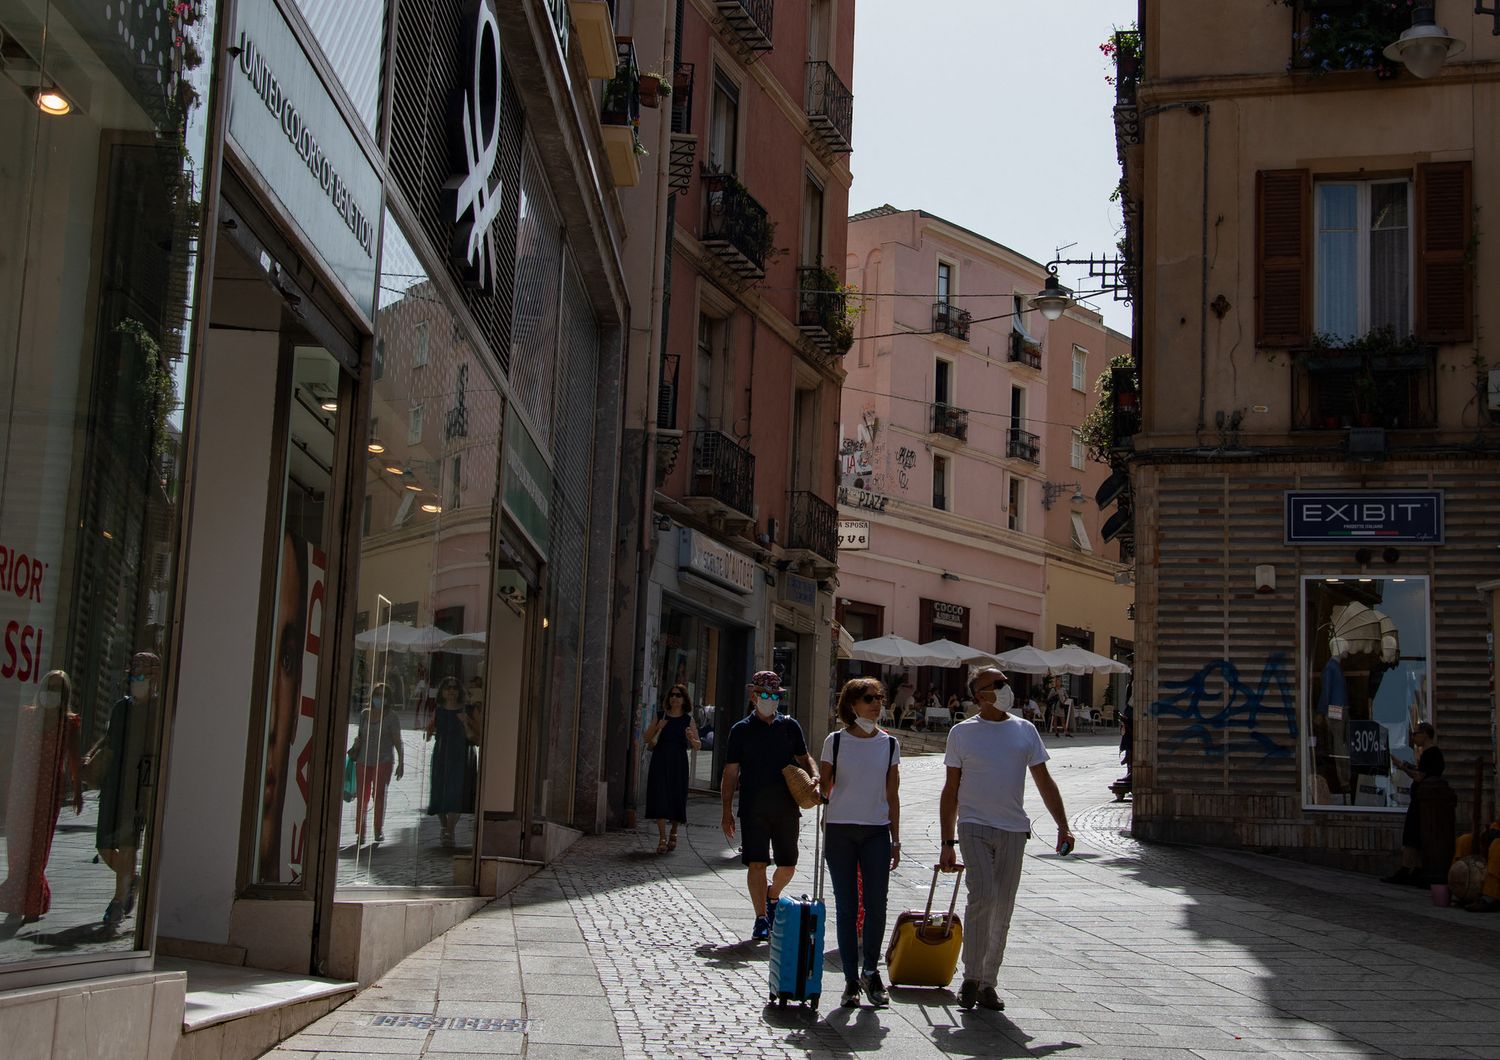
[1415,161,1472,344]
[1256,169,1310,347]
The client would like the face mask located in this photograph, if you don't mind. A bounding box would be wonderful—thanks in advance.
[854,717,878,734]
[38,690,62,709]
[130,678,150,699]
[371,696,384,709]
[997,685,1015,713]
[755,699,777,719]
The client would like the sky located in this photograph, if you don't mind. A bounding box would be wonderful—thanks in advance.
[848,0,1138,335]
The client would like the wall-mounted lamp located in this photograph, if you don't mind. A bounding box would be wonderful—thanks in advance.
[1042,481,1085,510]
[1125,603,1136,621]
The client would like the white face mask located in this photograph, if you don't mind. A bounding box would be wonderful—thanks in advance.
[38,689,62,709]
[130,678,151,699]
[997,685,1015,713]
[755,698,777,718]
[854,717,878,734]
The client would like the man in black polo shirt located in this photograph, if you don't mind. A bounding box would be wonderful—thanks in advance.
[721,670,818,941]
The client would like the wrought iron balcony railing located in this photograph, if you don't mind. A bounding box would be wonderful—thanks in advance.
[714,0,774,53]
[930,402,968,442]
[1008,331,1041,370]
[600,40,639,128]
[670,62,694,134]
[797,266,850,354]
[787,490,838,562]
[702,173,773,280]
[1290,344,1437,431]
[1006,427,1040,464]
[805,61,853,153]
[688,430,756,518]
[933,301,971,342]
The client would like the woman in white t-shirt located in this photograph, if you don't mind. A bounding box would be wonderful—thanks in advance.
[819,678,902,1010]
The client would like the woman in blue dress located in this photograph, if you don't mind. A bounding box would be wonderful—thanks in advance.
[425,676,479,846]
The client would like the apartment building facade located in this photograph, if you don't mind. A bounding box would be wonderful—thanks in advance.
[836,207,1133,710]
[1120,0,1500,871]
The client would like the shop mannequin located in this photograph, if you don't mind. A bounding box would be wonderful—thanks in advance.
[1314,637,1351,803]
[0,670,83,924]
[87,651,161,928]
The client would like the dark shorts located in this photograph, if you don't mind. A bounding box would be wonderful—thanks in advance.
[740,809,800,867]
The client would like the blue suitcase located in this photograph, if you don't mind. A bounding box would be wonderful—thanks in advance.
[767,805,826,1009]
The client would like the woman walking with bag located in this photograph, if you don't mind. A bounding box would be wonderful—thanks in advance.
[819,677,901,1009]
[425,676,479,846]
[644,684,700,853]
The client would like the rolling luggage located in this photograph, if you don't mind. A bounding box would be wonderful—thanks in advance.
[767,804,826,1009]
[885,864,965,988]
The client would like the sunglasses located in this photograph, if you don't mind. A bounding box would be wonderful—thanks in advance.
[860,693,884,703]
[757,690,783,700]
[974,684,1001,694]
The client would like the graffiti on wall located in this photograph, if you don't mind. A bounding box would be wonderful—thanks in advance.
[894,447,916,491]
[1151,653,1298,759]
[840,407,886,493]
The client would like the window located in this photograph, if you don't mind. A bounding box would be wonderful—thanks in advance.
[695,312,726,430]
[411,320,430,367]
[934,358,952,406]
[808,0,831,60]
[407,403,424,444]
[937,261,953,304]
[933,453,950,511]
[1072,346,1088,391]
[1070,512,1092,552]
[709,74,740,174]
[802,173,825,267]
[1007,476,1023,532]
[791,387,816,491]
[1071,430,1085,470]
[1302,576,1430,811]
[1316,180,1410,342]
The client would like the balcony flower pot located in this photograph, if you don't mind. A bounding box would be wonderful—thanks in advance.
[638,73,667,109]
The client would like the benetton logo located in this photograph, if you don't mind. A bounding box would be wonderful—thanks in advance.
[447,0,505,292]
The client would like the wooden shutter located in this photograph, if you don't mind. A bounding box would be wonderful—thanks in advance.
[1256,169,1311,347]
[1415,161,1473,344]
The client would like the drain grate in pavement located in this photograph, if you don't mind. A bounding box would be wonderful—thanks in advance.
[370,1014,530,1032]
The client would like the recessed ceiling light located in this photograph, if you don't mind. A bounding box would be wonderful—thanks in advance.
[320,400,338,412]
[368,440,386,454]
[420,501,442,514]
[404,480,423,492]
[1325,577,1340,583]
[35,89,71,116]
[384,464,404,475]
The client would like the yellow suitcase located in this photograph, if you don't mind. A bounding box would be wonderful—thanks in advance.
[885,865,964,988]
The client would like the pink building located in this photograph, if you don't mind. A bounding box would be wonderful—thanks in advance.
[838,207,1134,710]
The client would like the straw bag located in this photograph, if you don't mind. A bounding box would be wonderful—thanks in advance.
[782,764,822,809]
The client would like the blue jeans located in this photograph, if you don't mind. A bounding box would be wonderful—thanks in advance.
[823,823,891,983]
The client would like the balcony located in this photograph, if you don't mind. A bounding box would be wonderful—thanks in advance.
[599,41,640,187]
[933,301,970,342]
[930,402,968,443]
[1008,331,1042,370]
[568,0,617,79]
[702,173,772,280]
[1289,0,1406,77]
[714,0,774,54]
[1006,428,1040,464]
[805,61,853,154]
[787,490,838,565]
[668,63,697,193]
[687,430,756,520]
[1291,344,1437,430]
[797,266,851,355]
[1111,29,1141,104]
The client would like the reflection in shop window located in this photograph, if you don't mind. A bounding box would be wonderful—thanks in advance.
[1304,576,1430,811]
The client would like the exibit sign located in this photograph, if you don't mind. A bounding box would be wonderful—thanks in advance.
[1284,490,1444,545]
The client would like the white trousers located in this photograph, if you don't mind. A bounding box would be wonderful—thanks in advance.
[957,822,1028,987]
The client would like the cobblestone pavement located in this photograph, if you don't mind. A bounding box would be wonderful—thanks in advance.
[268,731,1500,1060]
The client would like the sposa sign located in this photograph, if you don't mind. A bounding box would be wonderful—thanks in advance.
[1,542,49,683]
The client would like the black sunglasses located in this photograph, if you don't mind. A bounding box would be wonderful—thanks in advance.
[860,693,884,703]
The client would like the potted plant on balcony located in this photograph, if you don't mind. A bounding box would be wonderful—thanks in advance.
[639,68,672,109]
[1281,0,1408,78]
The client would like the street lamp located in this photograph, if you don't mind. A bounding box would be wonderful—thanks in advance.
[1383,4,1464,78]
[1030,269,1073,322]
[1029,255,1131,321]
[1042,481,1085,510]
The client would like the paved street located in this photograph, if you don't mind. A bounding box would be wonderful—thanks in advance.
[266,731,1500,1060]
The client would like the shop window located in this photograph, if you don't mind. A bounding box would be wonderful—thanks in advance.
[1304,575,1430,811]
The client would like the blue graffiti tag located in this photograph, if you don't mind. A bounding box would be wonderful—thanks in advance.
[1151,654,1298,759]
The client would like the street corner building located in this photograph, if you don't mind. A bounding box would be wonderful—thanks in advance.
[1118,1,1500,871]
[0,0,636,1052]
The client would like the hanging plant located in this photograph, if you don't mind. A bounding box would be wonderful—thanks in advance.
[1078,354,1136,463]
[116,318,176,464]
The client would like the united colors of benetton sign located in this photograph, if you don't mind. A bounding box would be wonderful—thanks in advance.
[1284,490,1443,544]
[447,0,505,292]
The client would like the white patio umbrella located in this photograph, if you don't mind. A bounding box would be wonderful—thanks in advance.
[848,635,948,667]
[354,621,451,653]
[918,639,1002,667]
[1045,644,1132,675]
[992,645,1058,674]
[441,631,488,656]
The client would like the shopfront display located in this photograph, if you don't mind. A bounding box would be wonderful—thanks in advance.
[1304,575,1431,810]
[0,0,216,974]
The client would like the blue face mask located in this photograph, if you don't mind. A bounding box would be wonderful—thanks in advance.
[371,696,384,709]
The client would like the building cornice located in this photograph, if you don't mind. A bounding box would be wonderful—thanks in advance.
[1140,61,1500,108]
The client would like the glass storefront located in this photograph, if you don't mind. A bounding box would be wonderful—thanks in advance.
[657,602,747,790]
[1304,575,1431,810]
[0,0,215,968]
[339,212,500,887]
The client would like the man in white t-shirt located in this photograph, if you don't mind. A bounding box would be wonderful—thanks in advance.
[939,665,1073,1012]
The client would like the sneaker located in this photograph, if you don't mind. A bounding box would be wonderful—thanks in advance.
[841,981,861,1008]
[375,832,385,843]
[976,985,1005,1011]
[102,900,124,927]
[861,971,889,1008]
[957,979,979,1009]
[751,915,771,941]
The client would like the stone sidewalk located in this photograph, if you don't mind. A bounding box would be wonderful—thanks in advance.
[265,737,1500,1059]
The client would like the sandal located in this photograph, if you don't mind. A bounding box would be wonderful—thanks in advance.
[667,829,678,852]
[656,837,668,854]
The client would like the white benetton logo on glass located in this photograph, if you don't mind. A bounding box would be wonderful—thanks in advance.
[448,0,505,292]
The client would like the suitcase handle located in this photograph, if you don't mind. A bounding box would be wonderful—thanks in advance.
[922,863,964,938]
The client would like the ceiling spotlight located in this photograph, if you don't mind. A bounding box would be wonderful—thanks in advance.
[403,479,423,492]
[320,400,338,412]
[367,439,386,454]
[34,88,71,116]
[420,500,443,514]
[383,463,404,475]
